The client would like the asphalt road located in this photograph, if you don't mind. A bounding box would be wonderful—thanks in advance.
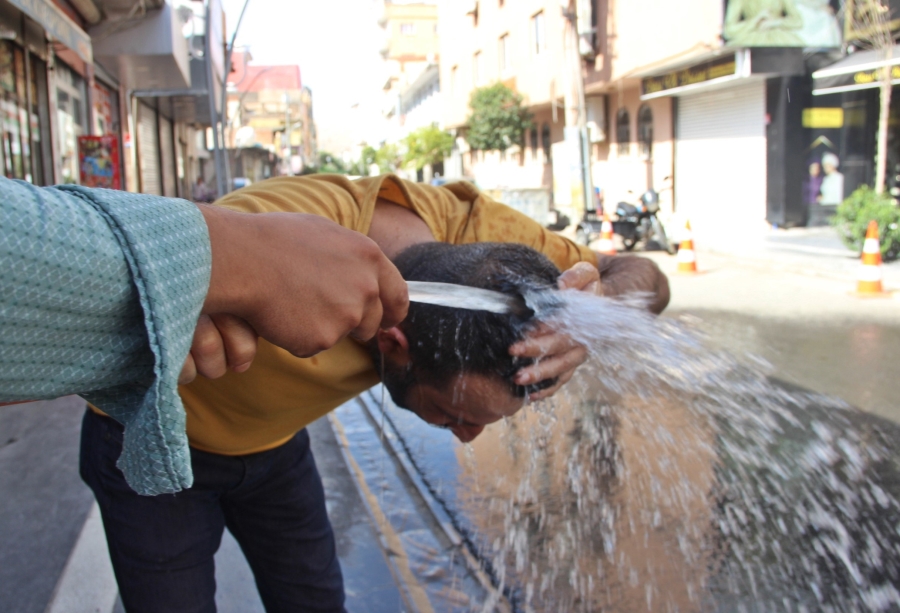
[646,250,900,423]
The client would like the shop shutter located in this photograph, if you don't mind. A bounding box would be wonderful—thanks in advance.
[674,81,766,248]
[159,115,177,197]
[137,103,161,195]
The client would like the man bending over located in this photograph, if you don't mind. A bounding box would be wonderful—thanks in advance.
[82,174,670,612]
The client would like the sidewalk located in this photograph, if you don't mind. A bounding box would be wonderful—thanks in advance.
[691,226,900,288]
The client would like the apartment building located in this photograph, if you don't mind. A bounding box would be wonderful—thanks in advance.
[379,1,440,146]
[226,51,315,178]
[440,0,569,197]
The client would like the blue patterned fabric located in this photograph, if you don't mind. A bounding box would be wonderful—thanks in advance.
[0,178,210,495]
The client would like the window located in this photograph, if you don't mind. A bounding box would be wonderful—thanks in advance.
[400,22,415,36]
[529,127,538,155]
[541,123,551,161]
[0,40,48,184]
[450,65,458,94]
[637,105,653,160]
[532,11,546,55]
[616,108,630,156]
[473,51,482,86]
[499,34,509,73]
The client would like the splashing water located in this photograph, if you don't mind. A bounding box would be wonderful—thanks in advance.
[400,289,900,612]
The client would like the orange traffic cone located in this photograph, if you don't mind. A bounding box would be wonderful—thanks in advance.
[676,220,699,274]
[855,220,890,297]
[596,214,616,256]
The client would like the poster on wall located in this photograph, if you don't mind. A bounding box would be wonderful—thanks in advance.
[723,0,842,47]
[78,135,121,189]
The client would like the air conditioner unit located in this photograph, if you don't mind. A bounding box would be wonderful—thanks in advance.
[586,95,607,143]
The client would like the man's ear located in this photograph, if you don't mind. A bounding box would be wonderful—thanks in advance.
[376,327,411,366]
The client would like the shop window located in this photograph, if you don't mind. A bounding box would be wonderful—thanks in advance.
[473,51,482,86]
[616,108,631,156]
[55,62,87,184]
[532,11,545,55]
[637,105,653,160]
[541,123,551,161]
[0,40,46,184]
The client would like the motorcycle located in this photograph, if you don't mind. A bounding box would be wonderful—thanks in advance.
[575,185,676,254]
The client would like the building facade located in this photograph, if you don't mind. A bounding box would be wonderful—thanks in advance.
[378,1,440,148]
[226,51,314,179]
[0,0,225,199]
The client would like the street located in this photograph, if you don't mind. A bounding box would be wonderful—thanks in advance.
[3,243,898,612]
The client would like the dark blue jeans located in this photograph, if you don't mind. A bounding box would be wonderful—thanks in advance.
[79,409,345,613]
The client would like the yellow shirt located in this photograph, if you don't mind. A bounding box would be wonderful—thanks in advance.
[177,174,596,455]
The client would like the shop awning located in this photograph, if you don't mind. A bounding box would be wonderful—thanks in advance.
[6,0,92,63]
[812,46,900,96]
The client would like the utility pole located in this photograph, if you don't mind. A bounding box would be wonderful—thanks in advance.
[284,91,292,175]
[561,0,593,216]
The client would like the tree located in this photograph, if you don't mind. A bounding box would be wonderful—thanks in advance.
[849,0,896,194]
[403,125,454,171]
[465,83,533,152]
[317,151,349,174]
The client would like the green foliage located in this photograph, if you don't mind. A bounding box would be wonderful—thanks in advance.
[317,151,349,174]
[831,185,900,261]
[403,125,454,170]
[465,83,533,152]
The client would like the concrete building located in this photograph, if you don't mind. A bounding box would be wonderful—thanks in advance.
[0,0,226,199]
[439,0,567,196]
[378,1,440,148]
[226,51,315,179]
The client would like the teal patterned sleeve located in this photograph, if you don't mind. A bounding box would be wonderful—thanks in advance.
[0,178,210,495]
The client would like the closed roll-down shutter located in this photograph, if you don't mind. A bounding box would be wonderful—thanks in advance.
[159,115,177,197]
[675,81,766,247]
[137,103,161,196]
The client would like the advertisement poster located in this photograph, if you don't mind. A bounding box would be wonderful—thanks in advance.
[723,0,842,47]
[78,135,121,189]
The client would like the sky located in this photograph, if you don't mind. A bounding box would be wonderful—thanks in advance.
[219,0,388,152]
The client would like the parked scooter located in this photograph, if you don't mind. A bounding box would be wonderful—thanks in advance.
[575,181,676,254]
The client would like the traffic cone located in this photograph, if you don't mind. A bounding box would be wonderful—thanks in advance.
[596,214,616,256]
[676,220,699,274]
[855,220,890,297]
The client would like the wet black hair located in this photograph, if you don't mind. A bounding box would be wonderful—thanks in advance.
[375,242,561,408]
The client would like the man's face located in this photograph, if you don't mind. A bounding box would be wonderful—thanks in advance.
[402,373,525,443]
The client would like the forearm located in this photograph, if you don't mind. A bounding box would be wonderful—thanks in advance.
[0,181,176,401]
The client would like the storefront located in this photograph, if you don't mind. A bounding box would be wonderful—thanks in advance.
[0,0,55,185]
[640,48,809,247]
[808,47,900,224]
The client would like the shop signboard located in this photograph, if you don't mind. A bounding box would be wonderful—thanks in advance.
[641,55,738,97]
[722,0,842,48]
[78,135,121,190]
[814,62,900,94]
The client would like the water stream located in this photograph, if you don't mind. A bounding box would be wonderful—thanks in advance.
[381,289,900,612]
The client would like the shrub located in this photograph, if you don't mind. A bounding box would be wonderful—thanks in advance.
[831,185,900,261]
[465,83,532,152]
